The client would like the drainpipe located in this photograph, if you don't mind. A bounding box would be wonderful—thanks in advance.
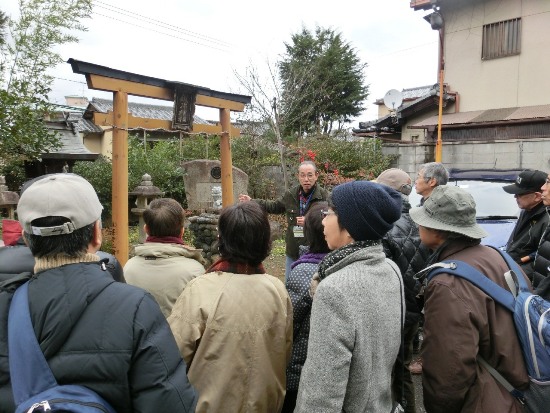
[435,13,445,162]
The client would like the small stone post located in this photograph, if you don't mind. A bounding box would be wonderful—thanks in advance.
[0,176,19,219]
[129,174,164,243]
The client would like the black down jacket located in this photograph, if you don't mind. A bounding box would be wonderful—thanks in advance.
[0,238,125,283]
[506,202,549,283]
[533,208,550,288]
[0,262,197,413]
[382,198,430,325]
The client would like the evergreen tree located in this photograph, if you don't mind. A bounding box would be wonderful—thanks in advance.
[0,11,7,47]
[279,26,369,136]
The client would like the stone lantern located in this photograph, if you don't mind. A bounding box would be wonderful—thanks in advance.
[0,176,19,219]
[129,174,164,243]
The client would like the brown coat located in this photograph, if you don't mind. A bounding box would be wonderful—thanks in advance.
[168,271,293,413]
[422,241,530,413]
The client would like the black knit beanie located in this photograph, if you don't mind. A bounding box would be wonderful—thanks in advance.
[331,180,402,241]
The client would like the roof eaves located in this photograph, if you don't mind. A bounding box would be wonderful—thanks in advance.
[409,104,550,129]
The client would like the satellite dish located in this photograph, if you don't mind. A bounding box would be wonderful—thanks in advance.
[383,89,403,110]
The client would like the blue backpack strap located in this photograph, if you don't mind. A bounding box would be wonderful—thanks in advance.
[8,282,58,404]
[428,260,516,312]
[486,246,531,292]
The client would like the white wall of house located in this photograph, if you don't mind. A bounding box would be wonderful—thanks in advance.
[83,126,112,159]
[442,0,550,112]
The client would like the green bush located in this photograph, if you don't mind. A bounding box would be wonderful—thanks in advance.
[180,134,221,161]
[0,159,27,193]
[73,155,113,218]
[127,136,186,205]
[293,137,396,180]
[231,134,281,199]
[74,135,187,218]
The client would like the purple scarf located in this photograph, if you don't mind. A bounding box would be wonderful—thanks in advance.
[291,252,327,269]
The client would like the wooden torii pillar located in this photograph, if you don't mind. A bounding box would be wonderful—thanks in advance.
[69,59,251,266]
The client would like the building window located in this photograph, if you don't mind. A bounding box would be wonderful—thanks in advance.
[482,18,521,60]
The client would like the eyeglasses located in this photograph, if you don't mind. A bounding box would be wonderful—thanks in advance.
[515,192,538,198]
[299,173,316,179]
[321,208,336,217]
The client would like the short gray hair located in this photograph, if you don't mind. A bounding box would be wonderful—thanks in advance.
[299,160,317,172]
[420,162,449,185]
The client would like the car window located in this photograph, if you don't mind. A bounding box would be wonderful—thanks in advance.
[452,180,519,218]
[409,180,520,219]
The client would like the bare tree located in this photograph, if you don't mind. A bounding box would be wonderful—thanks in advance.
[233,59,325,191]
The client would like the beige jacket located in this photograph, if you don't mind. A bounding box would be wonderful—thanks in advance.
[168,271,293,413]
[124,242,205,317]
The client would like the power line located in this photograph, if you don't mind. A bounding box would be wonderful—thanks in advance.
[93,11,231,53]
[53,76,87,85]
[93,1,233,50]
[95,0,232,47]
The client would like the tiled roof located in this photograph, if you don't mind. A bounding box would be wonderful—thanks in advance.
[56,130,96,154]
[89,98,212,125]
[375,85,434,105]
[359,93,442,129]
[411,104,550,128]
[44,121,98,157]
[66,112,103,133]
[401,85,434,100]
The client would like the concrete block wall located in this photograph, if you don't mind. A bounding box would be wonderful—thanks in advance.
[382,139,550,177]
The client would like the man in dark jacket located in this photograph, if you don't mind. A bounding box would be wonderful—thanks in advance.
[0,173,197,412]
[378,168,429,413]
[534,172,550,293]
[239,160,329,278]
[503,169,548,284]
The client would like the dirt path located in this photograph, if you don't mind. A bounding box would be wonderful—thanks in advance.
[264,253,286,284]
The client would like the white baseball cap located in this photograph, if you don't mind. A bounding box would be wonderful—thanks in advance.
[17,174,103,236]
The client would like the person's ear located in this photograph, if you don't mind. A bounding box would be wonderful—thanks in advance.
[429,177,438,188]
[180,227,184,239]
[144,224,150,236]
[87,220,102,253]
[21,230,29,246]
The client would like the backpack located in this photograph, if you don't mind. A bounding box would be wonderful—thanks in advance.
[8,282,117,413]
[426,246,550,413]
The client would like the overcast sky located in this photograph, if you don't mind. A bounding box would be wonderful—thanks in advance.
[3,0,438,126]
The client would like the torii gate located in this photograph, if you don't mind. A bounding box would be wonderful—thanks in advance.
[68,59,251,266]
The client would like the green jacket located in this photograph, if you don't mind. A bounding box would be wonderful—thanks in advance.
[255,183,329,260]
